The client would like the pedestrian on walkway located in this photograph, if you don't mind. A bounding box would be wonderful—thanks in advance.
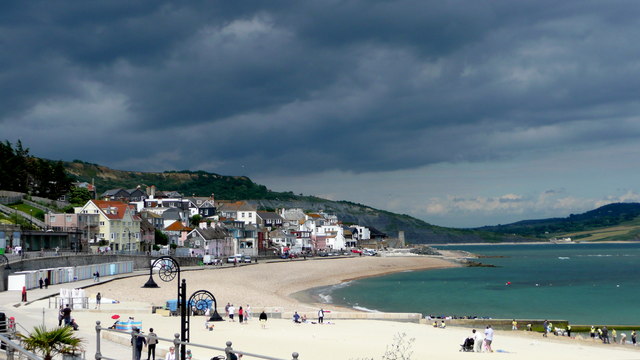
[39,278,44,289]
[96,271,100,282]
[21,286,27,302]
[147,328,158,360]
[44,277,49,289]
[96,292,101,309]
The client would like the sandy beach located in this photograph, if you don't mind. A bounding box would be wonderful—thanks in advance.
[9,255,640,360]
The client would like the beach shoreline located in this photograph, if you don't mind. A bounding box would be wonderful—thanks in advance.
[7,254,640,360]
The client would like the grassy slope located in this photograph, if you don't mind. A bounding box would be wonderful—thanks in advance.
[63,161,533,244]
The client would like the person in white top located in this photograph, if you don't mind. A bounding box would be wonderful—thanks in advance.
[484,325,494,353]
[473,329,484,353]
[164,346,176,360]
[228,304,236,321]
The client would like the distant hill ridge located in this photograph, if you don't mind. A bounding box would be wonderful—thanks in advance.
[476,202,640,239]
[63,160,532,244]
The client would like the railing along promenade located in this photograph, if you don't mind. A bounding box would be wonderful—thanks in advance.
[94,321,301,360]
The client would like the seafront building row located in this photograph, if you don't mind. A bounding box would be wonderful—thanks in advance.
[2,186,395,258]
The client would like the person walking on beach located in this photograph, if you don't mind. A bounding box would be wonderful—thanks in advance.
[259,310,268,329]
[245,304,251,321]
[228,304,235,321]
[318,308,325,324]
[96,292,102,309]
[567,324,571,338]
[590,326,596,340]
[147,328,158,360]
[484,325,494,353]
[602,326,609,344]
[612,328,617,343]
[512,319,518,330]
[632,330,637,345]
[620,332,627,345]
[473,329,484,353]
[225,303,230,317]
[542,320,549,337]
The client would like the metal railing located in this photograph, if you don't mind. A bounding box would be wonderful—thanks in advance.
[95,321,300,360]
[0,333,41,360]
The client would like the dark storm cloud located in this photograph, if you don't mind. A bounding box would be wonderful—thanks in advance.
[3,0,640,176]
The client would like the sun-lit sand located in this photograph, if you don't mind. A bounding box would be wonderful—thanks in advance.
[12,255,640,360]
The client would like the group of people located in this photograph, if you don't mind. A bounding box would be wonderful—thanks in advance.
[589,325,637,345]
[38,277,50,289]
[224,303,252,323]
[462,325,495,353]
[57,303,79,330]
[293,308,326,324]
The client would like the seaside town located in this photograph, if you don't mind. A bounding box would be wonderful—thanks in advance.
[3,1,640,359]
[2,183,397,259]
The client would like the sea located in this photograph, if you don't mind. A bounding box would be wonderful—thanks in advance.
[313,243,640,325]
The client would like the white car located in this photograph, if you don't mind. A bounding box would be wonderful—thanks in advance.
[227,254,243,263]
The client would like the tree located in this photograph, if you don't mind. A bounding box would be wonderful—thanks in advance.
[154,229,168,246]
[190,214,202,228]
[68,187,92,205]
[17,325,83,360]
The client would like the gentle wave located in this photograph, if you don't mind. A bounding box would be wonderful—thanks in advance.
[353,305,381,313]
[558,257,570,260]
[317,281,354,304]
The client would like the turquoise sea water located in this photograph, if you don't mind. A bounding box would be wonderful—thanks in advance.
[321,243,640,325]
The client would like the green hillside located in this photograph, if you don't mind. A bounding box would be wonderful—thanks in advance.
[476,203,640,241]
[63,160,533,244]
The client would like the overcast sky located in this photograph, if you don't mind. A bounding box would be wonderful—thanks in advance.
[3,1,640,228]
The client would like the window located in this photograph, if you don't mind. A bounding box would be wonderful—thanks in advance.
[66,215,72,222]
[50,215,56,222]
[111,233,115,240]
[100,221,105,226]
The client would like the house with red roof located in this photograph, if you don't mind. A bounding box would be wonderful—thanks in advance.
[76,200,141,252]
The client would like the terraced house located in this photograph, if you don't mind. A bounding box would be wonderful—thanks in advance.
[77,200,141,251]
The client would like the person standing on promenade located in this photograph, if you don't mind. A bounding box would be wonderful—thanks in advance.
[131,327,146,360]
[245,304,251,322]
[21,286,27,302]
[164,347,175,360]
[259,310,268,328]
[58,305,64,326]
[96,271,100,282]
[318,308,325,324]
[147,327,158,360]
[484,325,494,353]
[225,303,230,317]
[96,292,102,309]
[62,304,72,326]
[44,277,49,289]
[39,278,44,289]
[238,306,244,324]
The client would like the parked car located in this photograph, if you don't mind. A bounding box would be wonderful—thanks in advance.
[242,255,252,263]
[350,249,362,254]
[227,254,242,263]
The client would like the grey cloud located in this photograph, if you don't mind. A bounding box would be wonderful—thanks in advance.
[2,1,640,176]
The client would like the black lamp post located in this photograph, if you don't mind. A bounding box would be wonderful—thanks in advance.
[143,256,223,360]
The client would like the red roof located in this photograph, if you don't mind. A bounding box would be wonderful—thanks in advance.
[91,200,138,220]
[164,222,192,232]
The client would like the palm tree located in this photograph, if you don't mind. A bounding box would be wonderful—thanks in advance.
[17,325,83,360]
